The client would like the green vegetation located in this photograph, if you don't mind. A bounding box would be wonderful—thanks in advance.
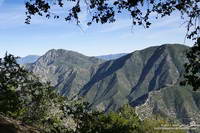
[25,44,200,125]
[0,53,62,125]
[28,44,189,113]
[0,53,188,133]
[181,38,200,91]
[79,44,189,112]
[136,85,200,125]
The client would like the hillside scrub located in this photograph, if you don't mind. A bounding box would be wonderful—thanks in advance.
[0,53,187,133]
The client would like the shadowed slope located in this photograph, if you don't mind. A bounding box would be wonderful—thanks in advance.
[80,44,189,112]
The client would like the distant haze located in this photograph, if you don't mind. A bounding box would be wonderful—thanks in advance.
[17,55,40,64]
[96,53,127,60]
[17,53,127,64]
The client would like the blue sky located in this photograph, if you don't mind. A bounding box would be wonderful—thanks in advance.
[0,0,194,57]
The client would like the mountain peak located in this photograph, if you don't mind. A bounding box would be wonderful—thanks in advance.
[26,49,104,98]
[45,49,85,57]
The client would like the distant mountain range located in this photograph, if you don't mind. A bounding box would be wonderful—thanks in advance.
[25,44,200,124]
[17,55,40,64]
[96,53,127,60]
[18,53,127,65]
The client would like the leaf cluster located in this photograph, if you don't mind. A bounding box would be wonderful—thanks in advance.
[25,0,200,39]
[181,38,200,91]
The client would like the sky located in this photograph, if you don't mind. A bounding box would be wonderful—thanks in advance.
[0,0,195,57]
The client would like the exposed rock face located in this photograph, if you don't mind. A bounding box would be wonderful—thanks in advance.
[136,85,200,124]
[0,115,39,133]
[26,49,103,98]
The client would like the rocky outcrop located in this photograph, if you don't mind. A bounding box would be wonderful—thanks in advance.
[26,49,103,98]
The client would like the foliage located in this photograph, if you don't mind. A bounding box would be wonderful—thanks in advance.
[96,105,143,133]
[0,53,29,118]
[181,38,200,91]
[63,104,186,133]
[25,0,200,39]
[61,103,144,133]
[142,116,186,133]
[63,100,101,133]
[0,53,188,133]
[21,81,62,125]
[0,53,62,125]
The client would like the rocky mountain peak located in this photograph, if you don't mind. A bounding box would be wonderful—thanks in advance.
[26,49,104,98]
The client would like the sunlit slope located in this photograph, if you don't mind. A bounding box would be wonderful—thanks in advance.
[26,49,104,98]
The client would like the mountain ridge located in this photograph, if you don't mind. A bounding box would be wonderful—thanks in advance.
[25,44,200,124]
[18,51,128,64]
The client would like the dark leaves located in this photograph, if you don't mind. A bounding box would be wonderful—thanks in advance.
[181,38,200,91]
[24,0,200,39]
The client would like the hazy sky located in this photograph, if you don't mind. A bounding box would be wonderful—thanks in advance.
[0,0,194,57]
